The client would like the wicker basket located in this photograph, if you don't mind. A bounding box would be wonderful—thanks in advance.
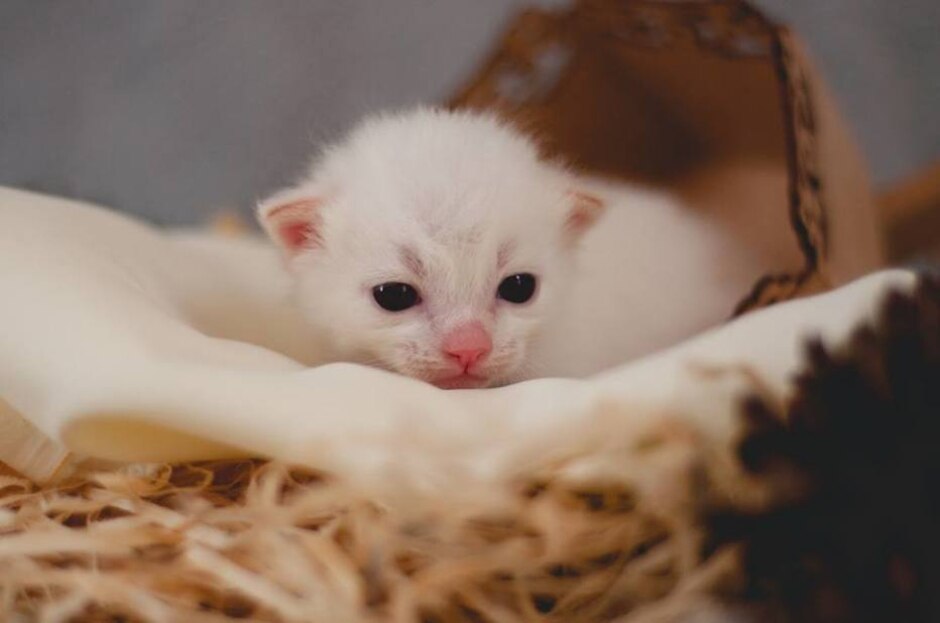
[1,4,913,622]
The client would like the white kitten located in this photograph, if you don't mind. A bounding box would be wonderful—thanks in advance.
[258,108,758,388]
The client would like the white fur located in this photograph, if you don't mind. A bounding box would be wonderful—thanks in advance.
[529,176,761,378]
[258,108,761,385]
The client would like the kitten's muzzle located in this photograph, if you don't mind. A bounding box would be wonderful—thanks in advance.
[441,321,492,371]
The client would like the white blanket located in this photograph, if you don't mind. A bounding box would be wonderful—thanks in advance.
[0,186,912,499]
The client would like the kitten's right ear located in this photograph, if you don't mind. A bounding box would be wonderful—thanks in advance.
[563,190,606,244]
[257,189,323,256]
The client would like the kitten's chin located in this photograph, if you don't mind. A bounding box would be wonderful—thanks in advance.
[429,373,491,390]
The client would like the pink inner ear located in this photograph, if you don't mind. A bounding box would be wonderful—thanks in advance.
[278,221,314,249]
[263,198,322,253]
[567,207,595,231]
[565,191,605,238]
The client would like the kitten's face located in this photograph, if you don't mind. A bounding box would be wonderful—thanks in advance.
[259,109,603,388]
[288,198,569,388]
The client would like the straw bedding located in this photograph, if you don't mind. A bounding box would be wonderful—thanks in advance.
[1,275,937,623]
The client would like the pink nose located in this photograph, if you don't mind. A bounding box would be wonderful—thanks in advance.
[442,322,492,370]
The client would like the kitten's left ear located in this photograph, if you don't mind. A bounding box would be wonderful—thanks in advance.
[257,189,323,257]
[564,190,606,243]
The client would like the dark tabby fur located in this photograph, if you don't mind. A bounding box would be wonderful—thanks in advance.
[714,272,940,622]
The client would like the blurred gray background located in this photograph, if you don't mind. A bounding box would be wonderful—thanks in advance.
[1,1,937,225]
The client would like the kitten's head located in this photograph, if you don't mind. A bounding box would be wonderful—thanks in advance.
[258,108,604,388]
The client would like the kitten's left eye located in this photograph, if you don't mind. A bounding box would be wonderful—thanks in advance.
[497,273,537,304]
[372,282,421,312]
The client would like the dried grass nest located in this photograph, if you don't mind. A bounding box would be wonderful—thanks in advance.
[1,275,937,623]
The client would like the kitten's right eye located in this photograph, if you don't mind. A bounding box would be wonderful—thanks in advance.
[372,282,421,312]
